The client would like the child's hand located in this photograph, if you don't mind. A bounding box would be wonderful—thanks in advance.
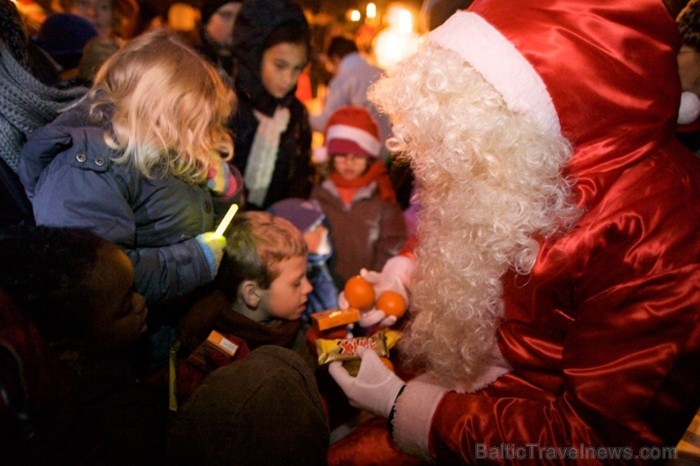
[195,232,226,279]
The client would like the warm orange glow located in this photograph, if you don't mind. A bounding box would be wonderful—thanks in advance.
[373,4,419,70]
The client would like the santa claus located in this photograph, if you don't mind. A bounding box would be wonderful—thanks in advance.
[328,0,700,464]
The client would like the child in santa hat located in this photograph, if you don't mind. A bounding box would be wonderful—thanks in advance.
[311,106,407,293]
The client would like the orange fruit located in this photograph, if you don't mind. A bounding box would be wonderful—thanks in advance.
[375,291,407,319]
[380,357,395,372]
[344,275,375,309]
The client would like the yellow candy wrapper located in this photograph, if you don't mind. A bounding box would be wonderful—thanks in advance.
[384,329,402,350]
[317,330,402,365]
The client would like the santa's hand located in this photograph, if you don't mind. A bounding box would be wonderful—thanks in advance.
[359,265,408,302]
[359,309,397,328]
[328,347,405,418]
[338,266,406,311]
[338,290,350,310]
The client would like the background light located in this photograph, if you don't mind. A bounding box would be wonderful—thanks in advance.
[366,3,377,19]
[373,3,419,70]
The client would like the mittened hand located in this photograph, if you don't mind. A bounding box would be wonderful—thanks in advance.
[328,346,406,418]
[207,155,238,198]
[195,232,226,279]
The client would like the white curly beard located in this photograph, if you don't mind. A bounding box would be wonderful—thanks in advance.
[372,44,579,389]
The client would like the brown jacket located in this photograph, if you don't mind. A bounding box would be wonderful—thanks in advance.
[312,179,406,287]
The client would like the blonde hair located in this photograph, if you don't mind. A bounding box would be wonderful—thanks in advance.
[218,212,307,300]
[89,29,235,183]
[371,43,581,387]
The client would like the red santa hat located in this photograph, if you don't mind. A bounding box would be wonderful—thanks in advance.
[428,0,685,174]
[324,106,382,158]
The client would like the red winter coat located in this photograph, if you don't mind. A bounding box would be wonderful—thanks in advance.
[327,1,700,464]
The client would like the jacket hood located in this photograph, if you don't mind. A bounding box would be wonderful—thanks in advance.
[232,0,309,113]
[18,102,111,199]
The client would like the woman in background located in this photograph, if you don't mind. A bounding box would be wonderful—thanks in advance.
[230,0,314,210]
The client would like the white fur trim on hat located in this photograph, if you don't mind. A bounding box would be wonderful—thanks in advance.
[326,124,382,156]
[678,91,700,125]
[428,11,560,137]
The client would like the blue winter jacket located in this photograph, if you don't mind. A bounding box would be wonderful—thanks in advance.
[18,103,235,305]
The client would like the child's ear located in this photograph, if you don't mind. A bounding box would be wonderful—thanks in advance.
[241,280,261,308]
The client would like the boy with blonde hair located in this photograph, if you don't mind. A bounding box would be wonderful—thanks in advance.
[219,211,312,324]
[179,211,314,360]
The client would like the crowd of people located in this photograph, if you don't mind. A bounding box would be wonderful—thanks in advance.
[1,0,698,464]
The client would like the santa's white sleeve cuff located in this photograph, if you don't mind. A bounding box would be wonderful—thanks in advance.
[392,380,448,461]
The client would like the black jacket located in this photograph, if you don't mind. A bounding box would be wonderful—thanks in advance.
[230,0,313,210]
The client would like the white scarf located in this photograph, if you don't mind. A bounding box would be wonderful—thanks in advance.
[244,106,290,206]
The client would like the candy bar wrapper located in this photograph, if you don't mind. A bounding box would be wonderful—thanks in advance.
[186,330,240,373]
[311,308,361,331]
[317,330,402,365]
[383,329,402,350]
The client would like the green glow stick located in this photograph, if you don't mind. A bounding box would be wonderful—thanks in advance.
[214,203,239,237]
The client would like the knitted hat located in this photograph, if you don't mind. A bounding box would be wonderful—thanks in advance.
[268,198,325,234]
[200,0,240,25]
[34,13,98,71]
[428,0,686,160]
[324,106,382,158]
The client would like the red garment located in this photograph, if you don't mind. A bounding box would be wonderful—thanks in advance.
[330,161,398,204]
[328,0,700,464]
[336,185,358,206]
[424,138,700,463]
[330,139,700,466]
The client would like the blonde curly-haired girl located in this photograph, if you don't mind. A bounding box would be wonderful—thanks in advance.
[20,29,241,306]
